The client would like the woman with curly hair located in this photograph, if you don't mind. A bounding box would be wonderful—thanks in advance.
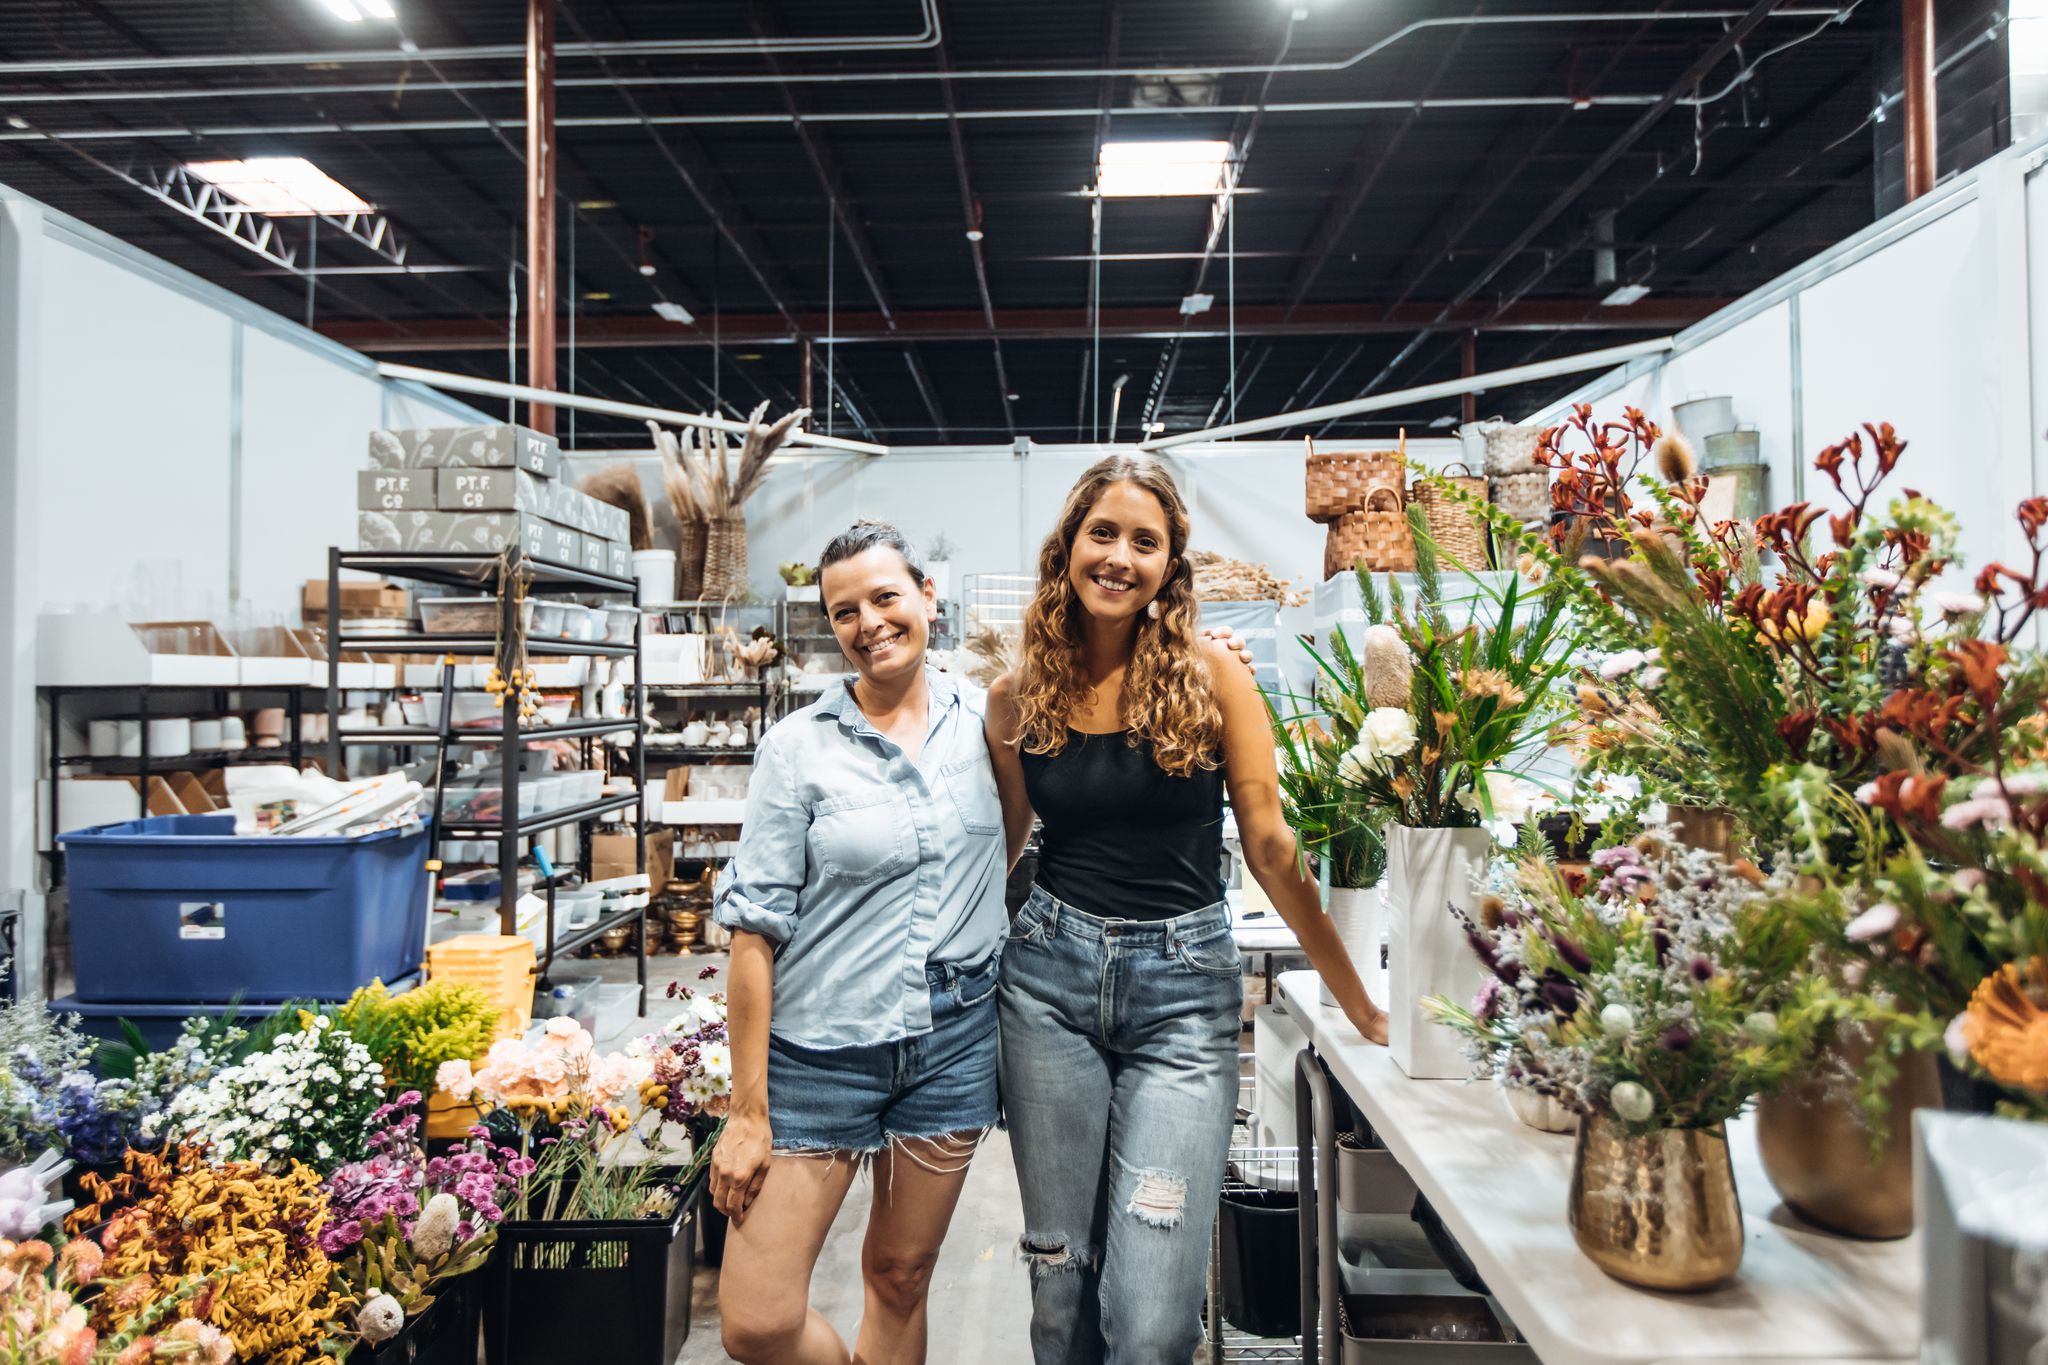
[987,453,1387,1362]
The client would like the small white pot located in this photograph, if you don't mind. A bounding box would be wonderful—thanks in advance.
[1319,883,1386,1009]
[1502,1083,1579,1134]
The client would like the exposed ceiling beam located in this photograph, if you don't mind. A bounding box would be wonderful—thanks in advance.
[1076,0,1122,442]
[321,297,1730,352]
[1346,0,1790,405]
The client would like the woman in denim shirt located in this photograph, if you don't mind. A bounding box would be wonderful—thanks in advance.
[987,455,1388,1363]
[710,521,1008,1365]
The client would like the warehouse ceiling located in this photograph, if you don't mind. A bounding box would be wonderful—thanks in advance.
[0,0,1985,446]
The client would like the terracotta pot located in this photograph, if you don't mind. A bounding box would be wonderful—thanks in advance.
[1569,1115,1743,1292]
[1755,1032,1938,1240]
[1502,1083,1578,1134]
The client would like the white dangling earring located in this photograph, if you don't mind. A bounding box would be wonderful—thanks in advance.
[1147,599,1162,621]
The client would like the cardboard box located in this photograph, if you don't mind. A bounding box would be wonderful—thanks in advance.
[663,768,691,802]
[607,542,631,580]
[303,579,410,619]
[358,510,551,558]
[550,482,590,533]
[368,424,561,479]
[594,828,671,890]
[577,493,630,545]
[579,533,607,575]
[358,470,437,511]
[436,467,553,514]
[541,521,581,568]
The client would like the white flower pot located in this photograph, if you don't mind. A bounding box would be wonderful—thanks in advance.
[1502,1082,1579,1134]
[1319,883,1387,1010]
[1385,823,1493,1079]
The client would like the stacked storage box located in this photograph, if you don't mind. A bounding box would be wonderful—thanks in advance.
[357,424,633,579]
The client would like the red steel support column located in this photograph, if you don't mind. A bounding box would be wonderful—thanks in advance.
[525,0,558,433]
[1902,0,1936,203]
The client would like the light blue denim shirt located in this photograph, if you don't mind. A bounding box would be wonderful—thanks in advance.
[713,668,1007,1050]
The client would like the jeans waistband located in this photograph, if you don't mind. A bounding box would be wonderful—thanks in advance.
[1024,884,1229,946]
[925,951,999,989]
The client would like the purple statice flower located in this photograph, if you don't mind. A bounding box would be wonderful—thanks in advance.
[1474,977,1507,1023]
[318,1218,366,1257]
[1592,845,1652,898]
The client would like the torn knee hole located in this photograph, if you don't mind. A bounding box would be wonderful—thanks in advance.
[1019,1236,1080,1273]
[1127,1170,1188,1228]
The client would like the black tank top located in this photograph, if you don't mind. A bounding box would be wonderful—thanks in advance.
[1019,730,1226,921]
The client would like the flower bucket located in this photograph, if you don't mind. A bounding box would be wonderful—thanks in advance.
[1319,884,1385,1010]
[350,1271,482,1365]
[1216,1184,1300,1338]
[482,1176,700,1365]
[1384,824,1491,1079]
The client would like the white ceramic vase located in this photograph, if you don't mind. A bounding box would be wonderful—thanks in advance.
[1502,1082,1579,1134]
[1319,883,1387,1009]
[1385,823,1493,1079]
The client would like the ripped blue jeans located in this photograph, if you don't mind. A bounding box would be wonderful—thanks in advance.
[998,886,1242,1364]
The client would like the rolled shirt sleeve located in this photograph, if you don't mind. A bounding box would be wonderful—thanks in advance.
[713,736,808,946]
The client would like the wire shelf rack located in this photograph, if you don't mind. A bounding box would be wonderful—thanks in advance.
[1205,1061,1303,1364]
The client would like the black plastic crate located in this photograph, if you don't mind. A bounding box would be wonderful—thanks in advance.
[353,1271,482,1365]
[481,1180,698,1365]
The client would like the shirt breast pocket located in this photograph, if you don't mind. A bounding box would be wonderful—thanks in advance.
[811,789,917,882]
[941,756,1003,836]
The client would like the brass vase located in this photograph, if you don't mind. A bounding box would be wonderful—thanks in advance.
[1755,1032,1939,1239]
[1568,1115,1744,1292]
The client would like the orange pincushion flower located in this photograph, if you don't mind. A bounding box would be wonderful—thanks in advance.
[1962,958,2048,1093]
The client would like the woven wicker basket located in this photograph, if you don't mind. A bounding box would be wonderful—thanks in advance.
[675,518,707,601]
[1324,487,1415,578]
[1305,437,1405,523]
[1488,469,1552,524]
[1411,462,1491,570]
[1483,423,1546,477]
[701,514,748,601]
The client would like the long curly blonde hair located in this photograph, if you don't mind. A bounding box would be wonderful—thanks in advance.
[1014,455,1222,778]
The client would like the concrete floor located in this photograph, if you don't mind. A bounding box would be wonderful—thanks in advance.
[578,949,1038,1364]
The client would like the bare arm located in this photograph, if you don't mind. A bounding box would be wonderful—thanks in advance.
[1205,641,1388,1044]
[985,673,1037,872]
[711,929,776,1220]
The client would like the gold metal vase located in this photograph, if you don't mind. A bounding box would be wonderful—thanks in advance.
[1754,1032,1938,1240]
[1569,1115,1744,1292]
[1666,804,1739,860]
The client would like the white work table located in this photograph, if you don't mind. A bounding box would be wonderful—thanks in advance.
[1277,970,1920,1365]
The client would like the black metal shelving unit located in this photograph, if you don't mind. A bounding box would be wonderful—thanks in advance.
[41,683,309,886]
[326,547,650,994]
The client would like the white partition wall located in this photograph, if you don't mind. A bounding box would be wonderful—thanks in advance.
[0,178,486,1000]
[1538,132,2048,578]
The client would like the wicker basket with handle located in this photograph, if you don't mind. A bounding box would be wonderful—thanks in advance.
[701,513,749,601]
[1305,437,1405,523]
[1411,462,1491,569]
[675,517,707,601]
[1488,469,1552,525]
[1324,487,1416,579]
[1483,423,1546,477]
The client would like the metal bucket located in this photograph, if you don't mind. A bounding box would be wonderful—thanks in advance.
[1671,394,1735,448]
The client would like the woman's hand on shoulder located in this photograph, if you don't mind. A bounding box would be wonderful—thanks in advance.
[1199,625,1260,680]
[985,671,1021,743]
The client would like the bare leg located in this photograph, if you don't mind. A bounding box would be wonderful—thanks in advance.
[852,1132,984,1365]
[721,1152,863,1365]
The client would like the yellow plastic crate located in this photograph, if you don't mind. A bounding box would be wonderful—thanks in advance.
[425,933,536,1042]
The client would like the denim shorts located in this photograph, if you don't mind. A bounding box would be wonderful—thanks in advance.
[767,951,1002,1153]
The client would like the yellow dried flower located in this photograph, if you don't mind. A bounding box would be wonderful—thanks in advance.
[1963,959,2048,1094]
[1459,668,1526,707]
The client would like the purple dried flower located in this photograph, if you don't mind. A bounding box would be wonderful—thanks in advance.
[698,965,720,980]
[1688,956,1715,982]
[1549,933,1593,974]
[1660,1025,1695,1052]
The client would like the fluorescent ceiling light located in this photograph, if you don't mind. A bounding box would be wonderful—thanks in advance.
[1601,283,1652,307]
[1097,140,1232,197]
[316,0,395,19]
[355,0,396,16]
[1179,292,1215,316]
[183,158,372,216]
[652,302,695,324]
[1428,415,1457,429]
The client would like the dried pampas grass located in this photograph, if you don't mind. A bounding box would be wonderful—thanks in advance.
[580,465,654,551]
[965,623,1020,689]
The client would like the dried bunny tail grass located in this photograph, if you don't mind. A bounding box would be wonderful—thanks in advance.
[580,465,654,551]
[1362,623,1413,709]
[1651,430,1697,484]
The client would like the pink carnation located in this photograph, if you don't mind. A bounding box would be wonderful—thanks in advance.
[435,1059,476,1101]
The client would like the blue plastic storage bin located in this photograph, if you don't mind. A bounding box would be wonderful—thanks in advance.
[60,814,431,1004]
[50,974,422,1053]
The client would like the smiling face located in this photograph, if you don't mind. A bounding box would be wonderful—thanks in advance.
[819,545,936,685]
[1067,480,1174,626]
